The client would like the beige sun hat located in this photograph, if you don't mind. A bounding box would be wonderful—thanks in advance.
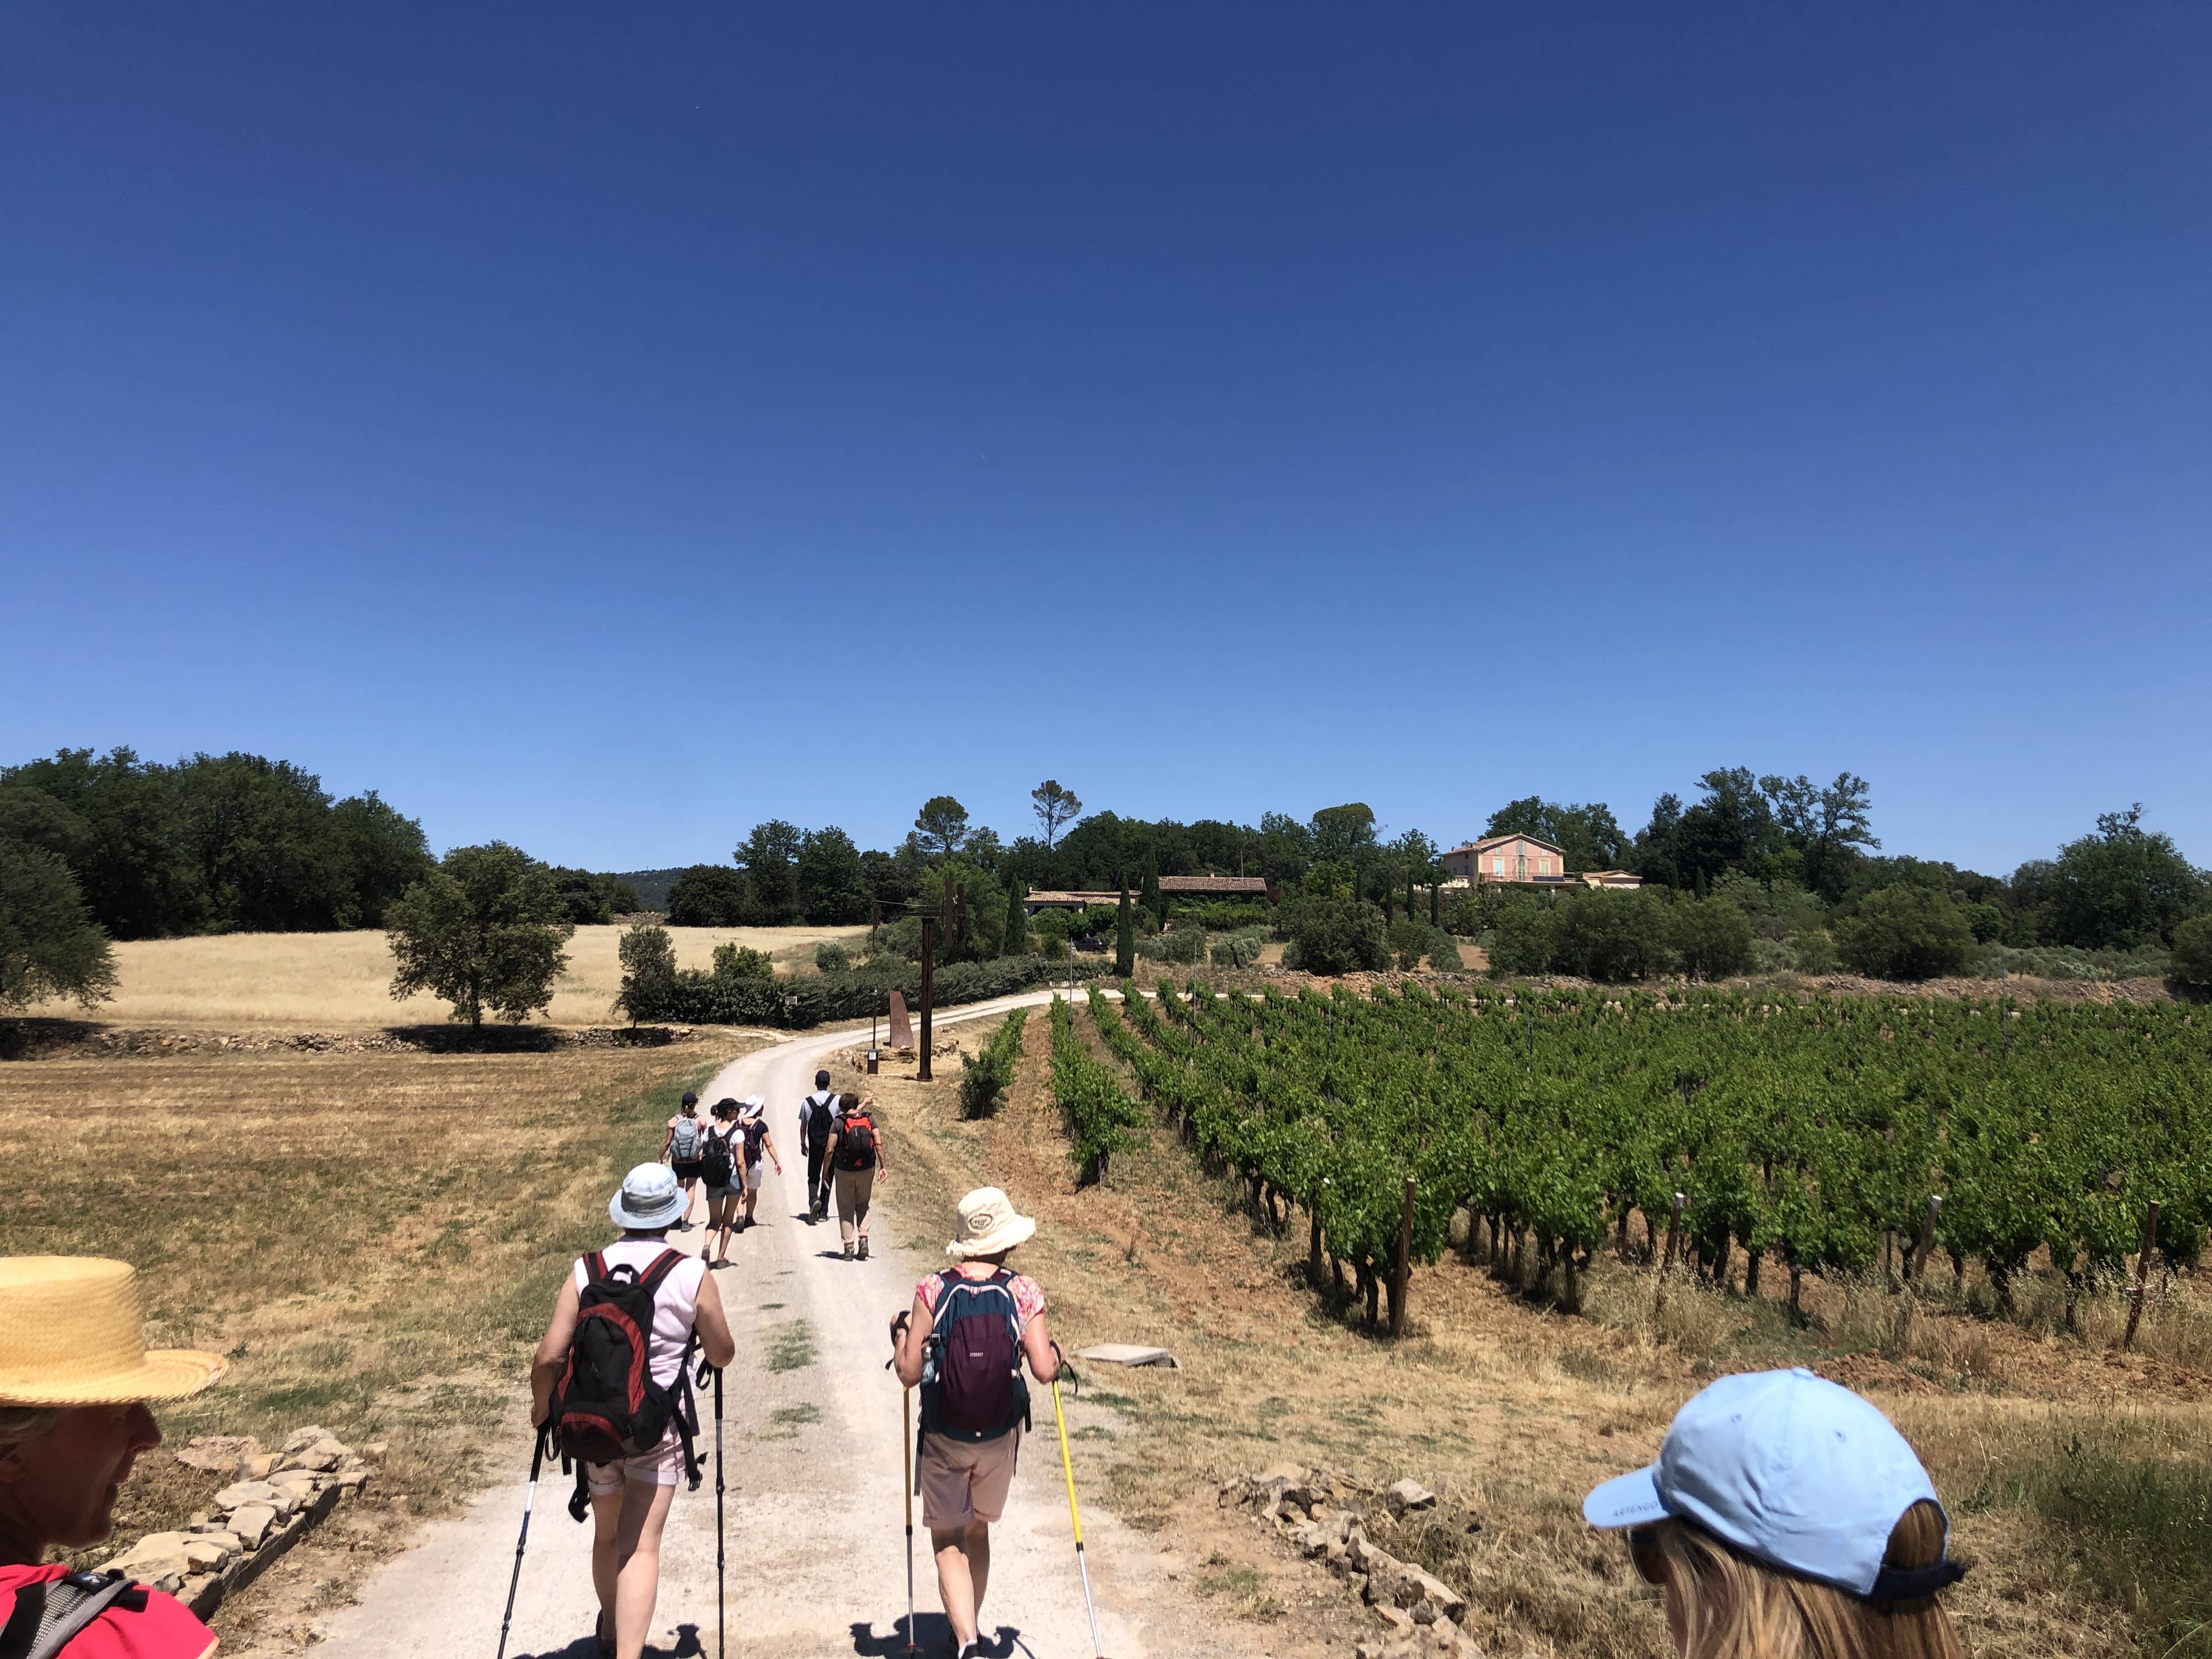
[0,1257,227,1406]
[946,1188,1037,1260]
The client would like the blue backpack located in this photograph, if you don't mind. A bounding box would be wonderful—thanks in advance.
[920,1268,1031,1443]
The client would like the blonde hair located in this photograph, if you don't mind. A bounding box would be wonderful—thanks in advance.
[1636,1500,1965,1659]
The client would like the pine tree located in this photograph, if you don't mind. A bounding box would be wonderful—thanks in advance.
[1115,880,1135,978]
[1005,883,1030,957]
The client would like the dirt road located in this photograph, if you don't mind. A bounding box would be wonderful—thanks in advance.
[318,996,1254,1659]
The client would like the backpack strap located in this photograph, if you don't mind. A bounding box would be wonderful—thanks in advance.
[634,1249,686,1296]
[0,1572,144,1659]
[582,1250,607,1285]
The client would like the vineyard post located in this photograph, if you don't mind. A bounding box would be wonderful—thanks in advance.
[1661,1192,1684,1272]
[1908,1195,1941,1284]
[1390,1176,1415,1338]
[918,916,936,1082]
[2121,1200,2160,1353]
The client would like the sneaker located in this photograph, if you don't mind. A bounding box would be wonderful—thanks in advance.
[843,1243,855,1260]
[857,1237,870,1261]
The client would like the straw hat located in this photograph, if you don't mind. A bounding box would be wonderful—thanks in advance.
[0,1258,227,1407]
[946,1188,1037,1260]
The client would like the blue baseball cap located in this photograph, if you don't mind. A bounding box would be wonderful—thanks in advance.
[1584,1368,1963,1602]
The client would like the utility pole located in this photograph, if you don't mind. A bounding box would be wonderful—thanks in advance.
[917,915,937,1081]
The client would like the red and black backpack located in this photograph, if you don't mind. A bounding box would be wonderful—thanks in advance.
[546,1250,699,1517]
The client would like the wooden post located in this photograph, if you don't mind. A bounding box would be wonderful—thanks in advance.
[2121,1200,2160,1353]
[1907,1195,1942,1284]
[1661,1192,1684,1272]
[917,916,936,1082]
[1390,1177,1416,1338]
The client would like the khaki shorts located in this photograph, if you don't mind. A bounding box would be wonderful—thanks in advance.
[584,1431,687,1495]
[918,1429,1020,1531]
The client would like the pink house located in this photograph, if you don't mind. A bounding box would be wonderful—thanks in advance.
[1441,833,1573,886]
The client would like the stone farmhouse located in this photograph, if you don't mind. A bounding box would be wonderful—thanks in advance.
[1440,834,1642,890]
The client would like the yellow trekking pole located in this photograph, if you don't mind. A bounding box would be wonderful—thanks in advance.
[1048,1348,1105,1658]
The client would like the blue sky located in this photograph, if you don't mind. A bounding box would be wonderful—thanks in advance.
[4,5,2207,875]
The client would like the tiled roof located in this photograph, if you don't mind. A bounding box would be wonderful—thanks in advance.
[1156,876,1271,894]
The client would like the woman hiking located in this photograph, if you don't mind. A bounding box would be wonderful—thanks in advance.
[1584,1367,1970,1659]
[735,1098,783,1232]
[661,1092,708,1229]
[532,1165,736,1659]
[890,1189,1062,1659]
[1,1255,229,1659]
[819,1093,887,1260]
[701,1099,743,1266]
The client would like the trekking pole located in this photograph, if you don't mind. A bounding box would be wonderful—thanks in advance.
[1047,1349,1105,1658]
[888,1313,917,1657]
[494,1426,547,1659]
[701,1357,725,1658]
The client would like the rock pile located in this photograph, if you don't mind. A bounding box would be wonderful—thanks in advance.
[104,1427,382,1617]
[1221,1465,1481,1658]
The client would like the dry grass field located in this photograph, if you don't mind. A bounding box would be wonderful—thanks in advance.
[14,923,870,1030]
[0,1030,764,1649]
[848,1002,2212,1659]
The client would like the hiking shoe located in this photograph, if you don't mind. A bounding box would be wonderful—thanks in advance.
[857,1237,870,1261]
[843,1243,855,1260]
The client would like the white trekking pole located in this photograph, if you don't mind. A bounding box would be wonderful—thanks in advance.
[494,1427,547,1659]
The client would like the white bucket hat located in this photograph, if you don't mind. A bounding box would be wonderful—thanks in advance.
[609,1163,687,1231]
[946,1187,1037,1259]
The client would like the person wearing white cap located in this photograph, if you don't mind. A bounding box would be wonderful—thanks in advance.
[0,1256,229,1659]
[1583,1367,1968,1658]
[890,1189,1063,1659]
[531,1165,736,1659]
[735,1097,782,1233]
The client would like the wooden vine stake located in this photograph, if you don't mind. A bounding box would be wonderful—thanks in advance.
[1389,1177,1415,1338]
[1656,1192,1685,1313]
[2121,1200,2160,1353]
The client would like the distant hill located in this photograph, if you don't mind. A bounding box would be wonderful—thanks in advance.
[612,868,689,912]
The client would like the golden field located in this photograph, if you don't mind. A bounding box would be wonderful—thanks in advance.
[15,923,871,1030]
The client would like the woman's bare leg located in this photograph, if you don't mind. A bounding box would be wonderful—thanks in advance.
[930,1520,991,1649]
[590,1479,676,1659]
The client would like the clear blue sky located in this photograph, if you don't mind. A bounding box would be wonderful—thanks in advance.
[5,6,2207,876]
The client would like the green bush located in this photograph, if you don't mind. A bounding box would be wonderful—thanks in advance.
[1791,929,1838,974]
[1211,927,1267,968]
[665,865,749,927]
[1282,893,1389,975]
[814,940,852,973]
[1485,901,1559,977]
[1835,884,1977,980]
[1552,890,1671,980]
[1425,929,1464,971]
[712,942,774,980]
[2171,915,2212,988]
[1669,895,1755,979]
[614,923,678,1024]
[1138,925,1207,965]
[623,955,1075,1028]
[1387,917,1432,970]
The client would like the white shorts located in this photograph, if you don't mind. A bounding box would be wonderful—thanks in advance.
[584,1432,687,1494]
[742,1161,764,1192]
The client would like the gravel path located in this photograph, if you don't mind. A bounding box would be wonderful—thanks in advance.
[318,995,1252,1659]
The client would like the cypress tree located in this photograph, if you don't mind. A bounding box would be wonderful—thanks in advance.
[1115,880,1135,978]
[1005,883,1029,957]
[1141,854,1164,929]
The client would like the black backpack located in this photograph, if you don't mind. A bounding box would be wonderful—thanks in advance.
[919,1268,1030,1443]
[806,1094,837,1147]
[700,1126,735,1188]
[546,1250,699,1517]
[837,1113,878,1171]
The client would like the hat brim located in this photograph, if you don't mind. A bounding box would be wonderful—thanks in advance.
[1584,1465,1669,1530]
[0,1348,227,1407]
[946,1215,1037,1259]
[610,1193,687,1231]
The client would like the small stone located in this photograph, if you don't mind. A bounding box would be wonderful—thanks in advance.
[242,1453,281,1480]
[335,1470,370,1492]
[182,1539,230,1570]
[1410,1599,1438,1626]
[187,1511,212,1529]
[1375,1606,1415,1634]
[213,1480,280,1512]
[1387,1479,1437,1513]
[196,1530,243,1554]
[283,1427,335,1455]
[230,1504,276,1546]
[148,1570,185,1596]
[360,1442,389,1463]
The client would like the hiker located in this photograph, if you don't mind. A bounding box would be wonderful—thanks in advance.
[736,1098,783,1231]
[1584,1367,1969,1659]
[797,1070,842,1223]
[821,1093,887,1260]
[890,1190,1061,1659]
[661,1092,707,1229]
[0,1256,229,1658]
[700,1099,743,1266]
[533,1165,736,1659]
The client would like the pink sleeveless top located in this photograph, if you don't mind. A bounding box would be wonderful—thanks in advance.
[573,1235,706,1386]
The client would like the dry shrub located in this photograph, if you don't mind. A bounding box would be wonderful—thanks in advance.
[1583,1261,1739,1353]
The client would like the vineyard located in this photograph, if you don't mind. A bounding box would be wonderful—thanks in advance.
[1063,978,2212,1332]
